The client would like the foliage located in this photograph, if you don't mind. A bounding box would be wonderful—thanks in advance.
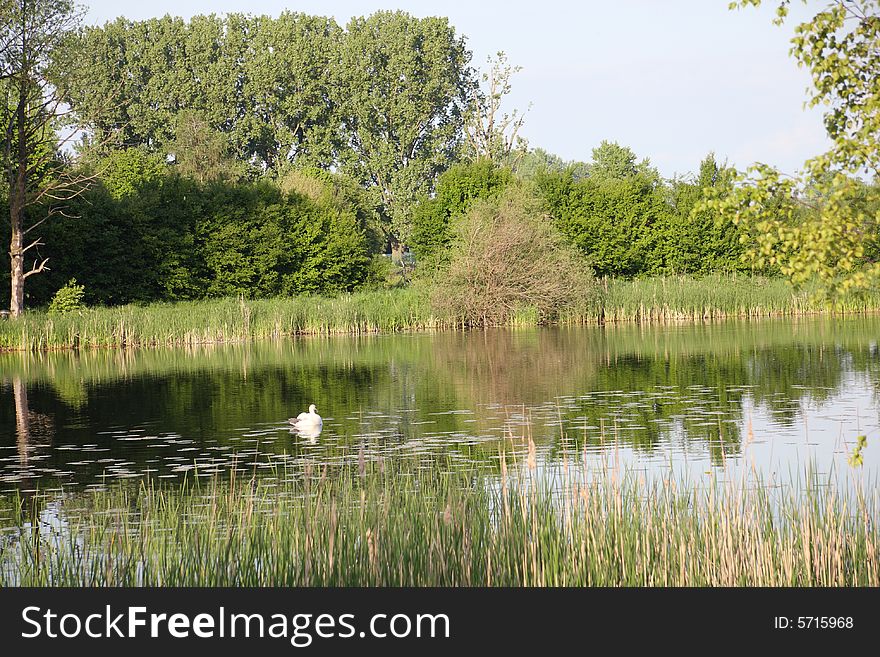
[431,188,596,326]
[335,11,475,245]
[197,183,371,299]
[0,0,97,316]
[536,168,666,277]
[410,159,513,261]
[664,153,745,274]
[513,147,589,181]
[169,110,246,184]
[538,149,745,277]
[29,155,373,307]
[589,140,658,183]
[716,1,880,298]
[65,12,342,170]
[47,278,85,315]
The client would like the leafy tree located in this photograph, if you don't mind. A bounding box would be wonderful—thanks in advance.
[410,159,513,261]
[537,144,669,277]
[47,277,84,314]
[66,13,342,170]
[169,110,245,185]
[514,147,589,181]
[199,183,370,298]
[589,140,659,183]
[233,12,342,169]
[710,1,880,298]
[277,166,384,254]
[335,11,475,252]
[1,0,106,316]
[661,153,744,274]
[39,148,206,304]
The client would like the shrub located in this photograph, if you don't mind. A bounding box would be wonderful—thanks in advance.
[431,188,597,326]
[48,279,86,315]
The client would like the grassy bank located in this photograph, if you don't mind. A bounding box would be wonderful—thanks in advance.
[1,455,876,586]
[2,275,880,351]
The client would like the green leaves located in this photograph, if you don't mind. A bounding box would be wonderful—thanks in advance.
[66,13,343,171]
[335,11,475,244]
[66,10,477,247]
[848,435,868,467]
[720,1,880,299]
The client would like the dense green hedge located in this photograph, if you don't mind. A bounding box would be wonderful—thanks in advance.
[14,150,372,307]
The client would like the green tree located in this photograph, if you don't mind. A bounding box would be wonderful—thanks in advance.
[1,0,102,316]
[169,110,245,185]
[661,153,743,274]
[199,183,370,298]
[537,144,668,277]
[514,147,589,181]
[589,141,658,183]
[66,13,342,171]
[712,1,880,297]
[410,159,513,261]
[335,11,475,254]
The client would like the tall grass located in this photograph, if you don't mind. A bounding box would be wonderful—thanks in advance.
[0,288,439,351]
[596,274,878,322]
[2,275,880,351]
[2,454,876,586]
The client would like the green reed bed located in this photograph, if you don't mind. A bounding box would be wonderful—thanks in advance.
[1,456,876,586]
[597,274,880,322]
[0,288,440,351]
[3,275,880,351]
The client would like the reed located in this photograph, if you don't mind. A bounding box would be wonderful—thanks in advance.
[2,275,879,351]
[597,274,878,322]
[2,453,876,586]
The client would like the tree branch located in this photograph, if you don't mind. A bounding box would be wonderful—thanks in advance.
[23,258,50,279]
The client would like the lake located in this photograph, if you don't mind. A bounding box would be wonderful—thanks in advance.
[1,315,879,517]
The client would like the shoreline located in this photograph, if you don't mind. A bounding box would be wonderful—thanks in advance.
[3,276,880,353]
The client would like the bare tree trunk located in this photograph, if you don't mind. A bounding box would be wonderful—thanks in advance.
[8,83,28,318]
[9,202,25,317]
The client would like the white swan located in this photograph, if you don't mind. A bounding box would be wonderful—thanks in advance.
[291,404,323,434]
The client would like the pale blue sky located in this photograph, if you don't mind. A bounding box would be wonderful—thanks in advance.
[83,0,829,179]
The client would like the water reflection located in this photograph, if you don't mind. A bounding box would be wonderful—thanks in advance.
[0,316,878,496]
[291,426,322,443]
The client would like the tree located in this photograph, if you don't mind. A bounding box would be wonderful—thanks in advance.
[1,0,101,316]
[663,153,743,274]
[409,159,513,261]
[65,12,342,170]
[463,51,529,165]
[589,140,658,183]
[335,11,475,254]
[711,1,880,298]
[169,110,245,185]
[514,147,589,181]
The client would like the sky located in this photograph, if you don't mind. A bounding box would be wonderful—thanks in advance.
[83,0,830,180]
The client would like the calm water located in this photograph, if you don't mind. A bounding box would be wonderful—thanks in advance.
[1,316,879,507]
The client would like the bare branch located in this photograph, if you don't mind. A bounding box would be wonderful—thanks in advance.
[22,237,44,254]
[23,258,50,279]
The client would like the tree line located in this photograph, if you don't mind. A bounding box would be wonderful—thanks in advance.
[2,0,878,317]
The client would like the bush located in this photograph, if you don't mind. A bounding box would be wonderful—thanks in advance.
[431,188,597,326]
[48,279,86,315]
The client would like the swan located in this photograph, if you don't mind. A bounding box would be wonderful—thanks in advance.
[291,404,323,433]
